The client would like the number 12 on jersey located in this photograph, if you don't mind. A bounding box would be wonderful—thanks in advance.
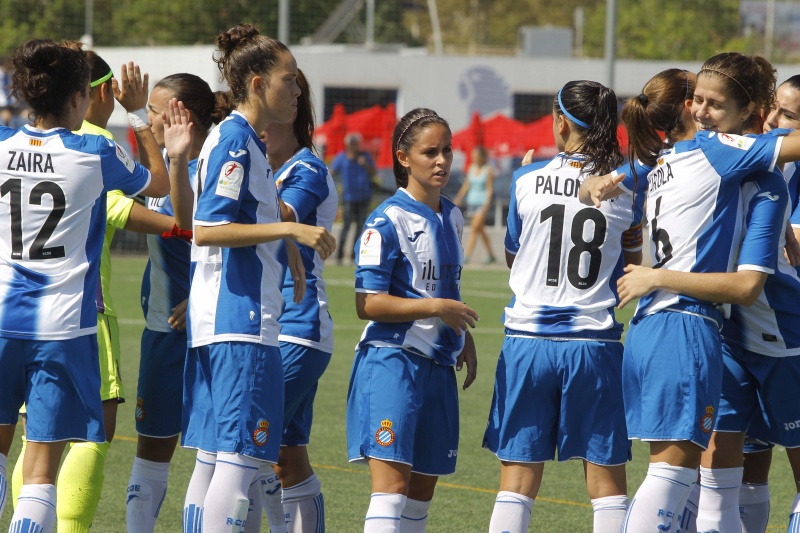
[1,177,66,260]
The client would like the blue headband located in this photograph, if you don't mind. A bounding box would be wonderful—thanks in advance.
[557,87,590,129]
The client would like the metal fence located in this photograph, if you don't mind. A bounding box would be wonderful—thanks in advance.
[1,0,798,62]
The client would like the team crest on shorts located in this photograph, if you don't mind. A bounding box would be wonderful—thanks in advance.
[135,398,145,422]
[700,406,714,433]
[253,419,270,446]
[375,419,395,447]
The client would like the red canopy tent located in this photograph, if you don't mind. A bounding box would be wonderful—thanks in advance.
[376,103,397,169]
[314,103,397,168]
[451,111,485,168]
[453,112,630,163]
[314,103,347,158]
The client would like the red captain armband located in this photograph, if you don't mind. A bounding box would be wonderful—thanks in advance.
[162,224,193,243]
[622,222,644,251]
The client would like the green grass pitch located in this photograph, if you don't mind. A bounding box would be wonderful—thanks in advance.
[1,256,795,531]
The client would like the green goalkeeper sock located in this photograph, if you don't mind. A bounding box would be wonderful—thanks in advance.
[10,434,25,508]
[56,440,110,533]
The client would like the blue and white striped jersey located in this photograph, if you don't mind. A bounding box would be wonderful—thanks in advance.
[187,112,283,348]
[141,157,196,333]
[355,189,465,366]
[0,124,151,339]
[635,131,783,319]
[275,148,338,353]
[784,162,800,228]
[723,167,800,356]
[503,153,647,335]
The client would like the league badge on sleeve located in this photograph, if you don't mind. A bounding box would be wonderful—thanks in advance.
[359,229,382,266]
[718,133,755,151]
[216,161,245,200]
[115,144,136,173]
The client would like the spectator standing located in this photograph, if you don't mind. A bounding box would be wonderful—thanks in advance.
[332,132,375,264]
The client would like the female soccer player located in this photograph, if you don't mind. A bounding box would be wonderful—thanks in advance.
[586,53,800,533]
[627,71,800,533]
[125,73,232,533]
[0,38,169,533]
[483,80,646,533]
[180,24,335,533]
[247,69,337,533]
[453,146,497,264]
[346,107,478,533]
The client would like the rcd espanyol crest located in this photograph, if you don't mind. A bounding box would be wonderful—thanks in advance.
[700,406,714,433]
[253,419,270,446]
[375,419,395,447]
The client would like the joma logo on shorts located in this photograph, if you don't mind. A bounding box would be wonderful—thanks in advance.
[785,420,800,431]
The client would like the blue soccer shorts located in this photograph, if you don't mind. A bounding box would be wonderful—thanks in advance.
[346,345,459,476]
[716,340,800,448]
[0,335,105,443]
[182,341,284,462]
[280,341,332,447]
[623,306,723,449]
[483,333,630,466]
[136,328,187,438]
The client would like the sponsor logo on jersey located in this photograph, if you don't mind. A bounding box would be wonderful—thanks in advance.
[408,230,425,242]
[228,149,247,158]
[252,419,270,446]
[534,174,581,197]
[367,217,386,227]
[216,161,245,200]
[249,310,256,321]
[718,133,756,151]
[359,229,382,266]
[115,144,136,173]
[375,419,395,447]
[135,398,145,421]
[785,419,800,431]
[756,191,780,202]
[700,406,714,433]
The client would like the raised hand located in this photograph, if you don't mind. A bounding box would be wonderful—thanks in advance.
[163,98,194,159]
[113,61,149,112]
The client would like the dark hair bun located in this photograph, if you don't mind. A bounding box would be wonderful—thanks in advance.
[216,24,260,61]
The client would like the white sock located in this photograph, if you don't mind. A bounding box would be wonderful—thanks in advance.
[591,495,628,533]
[738,483,769,533]
[126,457,170,533]
[678,482,700,533]
[622,463,698,532]
[365,492,406,533]
[788,492,800,533]
[283,474,324,533]
[489,491,534,533]
[9,484,57,533]
[203,452,260,533]
[696,466,743,533]
[400,498,430,532]
[244,470,264,533]
[183,450,216,533]
[255,465,287,533]
[0,453,7,521]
